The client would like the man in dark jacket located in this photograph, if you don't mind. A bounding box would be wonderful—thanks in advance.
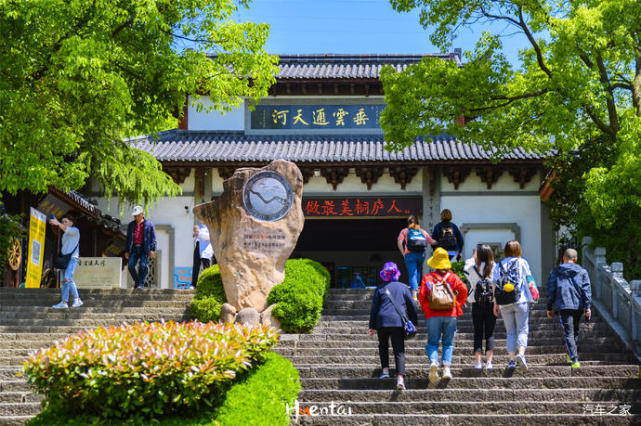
[431,209,464,261]
[369,262,419,390]
[125,206,157,289]
[546,248,592,368]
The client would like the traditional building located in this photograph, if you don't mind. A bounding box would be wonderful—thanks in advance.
[95,53,553,288]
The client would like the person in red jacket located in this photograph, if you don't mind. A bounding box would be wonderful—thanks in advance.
[419,247,468,384]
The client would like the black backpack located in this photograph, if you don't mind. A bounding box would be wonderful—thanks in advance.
[473,266,494,304]
[406,228,427,253]
[439,224,458,251]
[494,260,521,305]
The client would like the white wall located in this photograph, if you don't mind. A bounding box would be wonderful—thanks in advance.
[188,96,244,131]
[302,168,422,194]
[439,195,543,284]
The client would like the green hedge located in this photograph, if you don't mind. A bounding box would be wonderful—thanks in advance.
[190,265,227,322]
[212,352,300,425]
[27,352,299,426]
[267,259,330,333]
[22,322,278,420]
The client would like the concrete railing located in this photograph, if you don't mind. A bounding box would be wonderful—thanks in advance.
[582,236,641,361]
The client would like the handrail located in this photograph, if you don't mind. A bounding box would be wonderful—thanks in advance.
[582,237,641,362]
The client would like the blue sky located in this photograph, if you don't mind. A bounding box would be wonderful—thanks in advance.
[233,0,529,64]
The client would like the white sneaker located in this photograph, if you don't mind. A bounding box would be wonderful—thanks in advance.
[474,362,483,370]
[52,302,68,309]
[516,354,528,372]
[429,361,439,384]
[71,299,83,308]
[485,361,493,370]
[396,377,406,390]
[442,366,453,380]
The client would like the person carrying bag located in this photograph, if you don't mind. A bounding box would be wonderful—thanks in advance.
[418,248,468,384]
[369,262,419,390]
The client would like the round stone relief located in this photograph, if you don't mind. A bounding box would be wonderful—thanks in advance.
[242,171,294,221]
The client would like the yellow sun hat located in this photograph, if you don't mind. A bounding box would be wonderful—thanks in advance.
[503,283,515,292]
[427,247,452,270]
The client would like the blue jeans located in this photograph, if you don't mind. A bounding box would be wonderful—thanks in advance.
[128,246,148,287]
[500,302,530,353]
[404,252,425,292]
[425,316,457,366]
[61,257,79,302]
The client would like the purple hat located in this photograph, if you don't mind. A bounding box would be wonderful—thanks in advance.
[380,262,401,282]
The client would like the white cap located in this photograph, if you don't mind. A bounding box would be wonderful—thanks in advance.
[132,205,144,216]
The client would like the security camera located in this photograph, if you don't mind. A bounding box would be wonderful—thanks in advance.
[184,206,189,212]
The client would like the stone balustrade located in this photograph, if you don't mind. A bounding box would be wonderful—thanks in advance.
[582,236,641,361]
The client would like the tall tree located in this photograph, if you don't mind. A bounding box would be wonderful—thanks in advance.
[0,0,277,205]
[381,0,641,271]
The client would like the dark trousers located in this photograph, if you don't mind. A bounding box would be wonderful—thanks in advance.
[377,327,406,375]
[191,242,212,287]
[472,302,496,354]
[128,246,148,287]
[560,309,583,362]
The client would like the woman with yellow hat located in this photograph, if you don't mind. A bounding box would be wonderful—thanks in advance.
[418,247,468,384]
[493,240,540,373]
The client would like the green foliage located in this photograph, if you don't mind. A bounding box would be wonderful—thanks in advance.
[190,264,226,322]
[450,261,468,286]
[383,0,641,279]
[27,352,298,426]
[22,321,278,420]
[213,352,300,426]
[267,259,330,333]
[0,0,277,205]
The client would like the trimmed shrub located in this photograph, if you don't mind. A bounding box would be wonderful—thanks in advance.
[267,259,330,333]
[22,321,278,419]
[213,352,300,425]
[190,265,226,322]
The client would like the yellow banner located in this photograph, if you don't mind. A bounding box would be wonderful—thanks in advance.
[25,207,47,288]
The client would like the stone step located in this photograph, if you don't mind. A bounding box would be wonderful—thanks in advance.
[278,336,623,348]
[294,365,638,379]
[0,306,190,314]
[0,340,78,350]
[296,330,614,340]
[286,356,636,366]
[296,413,639,425]
[275,348,636,363]
[0,382,30,393]
[291,400,641,415]
[0,317,189,328]
[0,416,33,426]
[0,393,42,404]
[299,376,641,390]
[0,402,43,416]
[321,312,565,321]
[311,322,606,334]
[313,319,601,328]
[0,333,79,341]
[323,300,553,310]
[0,312,190,321]
[299,388,641,402]
[0,326,99,334]
[0,301,192,309]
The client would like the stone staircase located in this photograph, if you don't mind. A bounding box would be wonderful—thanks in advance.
[0,287,193,426]
[276,288,641,425]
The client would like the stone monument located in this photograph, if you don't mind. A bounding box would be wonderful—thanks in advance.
[193,160,304,318]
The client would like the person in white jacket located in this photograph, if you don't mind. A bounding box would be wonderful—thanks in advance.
[191,224,214,288]
[463,245,497,370]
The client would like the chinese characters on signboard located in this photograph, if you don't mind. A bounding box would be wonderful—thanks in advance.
[251,105,385,130]
[242,230,287,252]
[302,197,422,218]
[75,257,122,289]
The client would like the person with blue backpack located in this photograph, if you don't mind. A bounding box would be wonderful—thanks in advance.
[493,240,540,372]
[545,248,592,369]
[397,215,435,300]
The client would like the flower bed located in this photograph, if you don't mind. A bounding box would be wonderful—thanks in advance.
[22,321,278,419]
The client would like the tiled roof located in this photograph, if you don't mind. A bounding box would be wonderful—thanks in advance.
[132,131,546,164]
[274,54,458,80]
